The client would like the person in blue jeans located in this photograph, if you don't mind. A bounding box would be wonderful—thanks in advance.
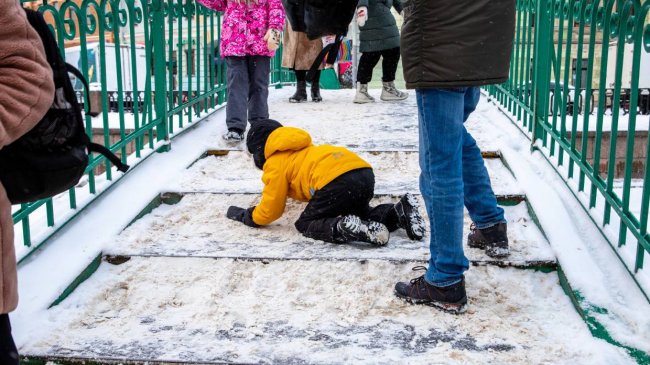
[393,0,516,314]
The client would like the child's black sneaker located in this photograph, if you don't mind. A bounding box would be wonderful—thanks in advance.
[336,215,389,246]
[394,267,467,314]
[222,128,244,142]
[467,222,509,258]
[394,193,425,241]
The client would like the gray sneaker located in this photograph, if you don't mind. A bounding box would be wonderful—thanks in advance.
[380,81,408,101]
[353,83,375,104]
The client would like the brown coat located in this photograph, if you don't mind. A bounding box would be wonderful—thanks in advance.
[281,20,323,71]
[0,0,55,314]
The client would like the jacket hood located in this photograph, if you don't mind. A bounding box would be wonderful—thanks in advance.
[264,127,312,158]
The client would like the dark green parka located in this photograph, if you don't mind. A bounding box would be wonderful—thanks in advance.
[357,0,403,53]
[400,0,515,88]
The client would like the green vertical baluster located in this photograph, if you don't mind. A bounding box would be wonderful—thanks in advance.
[578,0,601,192]
[46,199,54,227]
[590,0,615,210]
[532,0,553,145]
[153,0,169,147]
[569,0,589,180]
[127,0,142,158]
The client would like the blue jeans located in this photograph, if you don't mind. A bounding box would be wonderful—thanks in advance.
[417,87,505,287]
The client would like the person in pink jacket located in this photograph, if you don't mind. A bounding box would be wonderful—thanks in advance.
[196,0,285,142]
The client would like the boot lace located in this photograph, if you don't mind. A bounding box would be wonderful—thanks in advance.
[409,266,428,285]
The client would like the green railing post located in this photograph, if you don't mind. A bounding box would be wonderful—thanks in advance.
[152,0,170,152]
[531,0,553,146]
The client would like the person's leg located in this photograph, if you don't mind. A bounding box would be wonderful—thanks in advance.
[356,51,381,84]
[462,87,505,227]
[0,314,19,365]
[380,47,408,101]
[290,69,308,103]
[418,88,469,287]
[225,56,249,134]
[310,69,322,102]
[247,56,270,125]
[354,51,382,103]
[380,47,400,82]
[295,169,388,245]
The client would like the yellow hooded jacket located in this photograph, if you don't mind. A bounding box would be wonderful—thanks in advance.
[252,127,371,225]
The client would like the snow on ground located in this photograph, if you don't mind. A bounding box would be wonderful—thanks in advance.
[13,88,650,363]
[480,95,650,353]
[109,194,554,266]
[205,88,501,153]
[23,257,632,365]
[171,151,523,196]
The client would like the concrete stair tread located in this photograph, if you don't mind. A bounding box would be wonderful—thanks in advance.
[22,256,629,364]
[173,151,523,196]
[108,193,555,266]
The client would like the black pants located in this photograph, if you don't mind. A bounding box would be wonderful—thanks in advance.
[0,314,19,365]
[294,69,321,85]
[356,47,401,84]
[294,168,399,243]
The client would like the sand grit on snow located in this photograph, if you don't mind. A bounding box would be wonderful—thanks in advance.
[24,256,633,364]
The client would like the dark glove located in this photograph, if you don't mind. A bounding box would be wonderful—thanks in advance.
[226,206,260,228]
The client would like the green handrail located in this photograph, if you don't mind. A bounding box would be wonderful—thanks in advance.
[487,0,650,298]
[13,0,294,260]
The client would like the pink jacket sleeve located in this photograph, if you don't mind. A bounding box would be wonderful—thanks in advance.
[196,0,226,11]
[267,0,285,31]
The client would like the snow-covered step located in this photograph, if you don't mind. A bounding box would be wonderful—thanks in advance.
[208,89,501,152]
[109,193,554,267]
[22,256,632,364]
[172,151,523,196]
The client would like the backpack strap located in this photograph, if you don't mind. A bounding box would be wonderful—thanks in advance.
[66,64,92,115]
[306,35,343,83]
[88,143,130,172]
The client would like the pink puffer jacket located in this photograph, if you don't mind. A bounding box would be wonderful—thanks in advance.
[196,0,285,57]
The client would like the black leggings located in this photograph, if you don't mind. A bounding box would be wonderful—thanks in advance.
[0,314,19,365]
[356,47,401,84]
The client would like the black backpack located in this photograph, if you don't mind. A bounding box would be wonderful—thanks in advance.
[0,9,129,204]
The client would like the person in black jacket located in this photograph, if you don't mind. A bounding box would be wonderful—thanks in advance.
[393,0,516,314]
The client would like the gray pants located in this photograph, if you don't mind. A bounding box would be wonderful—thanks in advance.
[225,56,271,132]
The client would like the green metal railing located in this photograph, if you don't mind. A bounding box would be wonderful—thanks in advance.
[486,0,650,292]
[14,0,292,260]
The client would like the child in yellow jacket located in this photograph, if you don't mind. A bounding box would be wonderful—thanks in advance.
[226,119,424,245]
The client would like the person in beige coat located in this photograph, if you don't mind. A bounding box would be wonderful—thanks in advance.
[281,20,323,103]
[0,0,55,363]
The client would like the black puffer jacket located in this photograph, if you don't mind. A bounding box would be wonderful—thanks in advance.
[400,0,515,88]
[284,0,359,40]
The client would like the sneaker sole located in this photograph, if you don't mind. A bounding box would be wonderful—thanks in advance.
[380,96,409,101]
[401,194,425,241]
[394,291,468,315]
[353,99,375,104]
[289,99,307,103]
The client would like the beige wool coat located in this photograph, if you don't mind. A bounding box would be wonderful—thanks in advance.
[281,20,323,71]
[0,0,55,314]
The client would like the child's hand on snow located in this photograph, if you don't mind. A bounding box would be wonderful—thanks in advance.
[226,206,260,228]
[264,29,281,51]
[356,7,368,27]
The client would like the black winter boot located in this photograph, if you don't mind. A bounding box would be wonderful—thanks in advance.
[289,81,307,103]
[311,83,322,102]
[394,193,425,241]
[334,215,389,246]
[394,267,467,314]
[467,222,509,258]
